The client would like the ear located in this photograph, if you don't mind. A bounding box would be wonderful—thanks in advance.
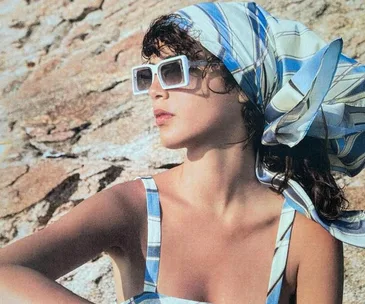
[238,92,248,103]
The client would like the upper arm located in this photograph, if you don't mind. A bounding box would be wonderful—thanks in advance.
[0,179,145,280]
[295,216,344,303]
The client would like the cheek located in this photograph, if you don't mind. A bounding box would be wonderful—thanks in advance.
[157,77,244,148]
[175,78,243,126]
[175,94,243,136]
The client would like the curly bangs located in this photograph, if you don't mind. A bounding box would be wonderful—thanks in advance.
[142,14,203,61]
[141,14,238,94]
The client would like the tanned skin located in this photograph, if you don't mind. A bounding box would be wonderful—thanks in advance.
[0,47,343,303]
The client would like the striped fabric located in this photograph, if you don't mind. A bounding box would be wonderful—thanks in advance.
[120,176,295,304]
[266,198,296,304]
[142,177,162,292]
[174,2,365,248]
[256,157,365,247]
[176,2,365,177]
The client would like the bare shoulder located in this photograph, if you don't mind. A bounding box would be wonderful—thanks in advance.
[110,178,147,216]
[290,212,344,303]
[291,212,343,257]
[55,177,148,237]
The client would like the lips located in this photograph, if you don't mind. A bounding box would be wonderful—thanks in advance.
[154,109,174,126]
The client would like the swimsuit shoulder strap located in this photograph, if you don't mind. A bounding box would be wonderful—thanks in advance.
[266,198,296,304]
[137,176,162,293]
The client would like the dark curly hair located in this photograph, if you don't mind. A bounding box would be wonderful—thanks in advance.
[142,14,348,220]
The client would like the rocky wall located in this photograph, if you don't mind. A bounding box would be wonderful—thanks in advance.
[0,0,364,303]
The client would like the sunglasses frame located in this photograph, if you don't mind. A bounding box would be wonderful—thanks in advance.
[131,55,208,95]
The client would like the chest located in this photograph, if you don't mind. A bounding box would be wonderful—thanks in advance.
[155,207,282,303]
[112,198,296,303]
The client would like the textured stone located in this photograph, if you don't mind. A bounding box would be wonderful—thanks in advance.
[344,244,365,303]
[0,160,80,217]
[0,200,49,247]
[0,164,28,189]
[57,254,117,304]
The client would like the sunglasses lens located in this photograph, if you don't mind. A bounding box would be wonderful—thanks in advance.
[136,68,153,91]
[160,60,184,86]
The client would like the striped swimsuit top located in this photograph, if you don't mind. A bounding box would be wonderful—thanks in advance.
[121,176,296,304]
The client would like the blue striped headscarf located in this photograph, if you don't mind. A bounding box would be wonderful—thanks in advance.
[175,2,365,248]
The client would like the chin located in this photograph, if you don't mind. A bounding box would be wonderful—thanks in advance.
[158,131,190,150]
[158,124,216,150]
[160,138,186,150]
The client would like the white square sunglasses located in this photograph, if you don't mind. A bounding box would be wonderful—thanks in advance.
[131,55,211,95]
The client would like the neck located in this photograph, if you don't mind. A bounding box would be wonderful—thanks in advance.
[176,142,262,214]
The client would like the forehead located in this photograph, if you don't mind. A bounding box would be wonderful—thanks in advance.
[149,44,176,64]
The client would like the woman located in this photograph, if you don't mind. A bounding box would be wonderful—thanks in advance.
[1,2,365,303]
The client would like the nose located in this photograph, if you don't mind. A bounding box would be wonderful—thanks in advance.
[148,73,169,100]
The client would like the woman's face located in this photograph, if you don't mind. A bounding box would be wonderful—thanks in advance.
[148,46,247,151]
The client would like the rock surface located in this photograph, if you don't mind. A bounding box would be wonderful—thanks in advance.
[0,0,364,303]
